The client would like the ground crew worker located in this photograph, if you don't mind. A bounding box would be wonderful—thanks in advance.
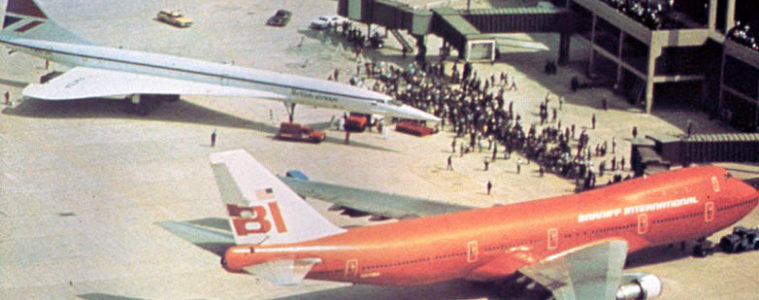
[211,129,217,147]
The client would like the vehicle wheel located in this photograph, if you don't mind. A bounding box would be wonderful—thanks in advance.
[720,235,741,253]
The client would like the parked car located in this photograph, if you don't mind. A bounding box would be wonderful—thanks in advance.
[157,9,193,28]
[275,122,325,143]
[267,9,292,27]
[310,15,350,30]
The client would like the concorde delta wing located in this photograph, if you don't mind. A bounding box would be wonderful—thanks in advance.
[22,67,290,101]
[519,240,628,300]
[279,176,472,219]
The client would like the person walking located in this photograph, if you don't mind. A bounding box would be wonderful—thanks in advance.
[210,129,217,147]
[486,180,493,195]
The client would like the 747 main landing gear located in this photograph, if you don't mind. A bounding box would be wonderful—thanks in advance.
[126,94,180,116]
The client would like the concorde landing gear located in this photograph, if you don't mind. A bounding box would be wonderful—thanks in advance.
[126,94,179,116]
[284,102,296,123]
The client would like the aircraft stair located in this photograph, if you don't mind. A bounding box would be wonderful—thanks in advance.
[390,29,414,53]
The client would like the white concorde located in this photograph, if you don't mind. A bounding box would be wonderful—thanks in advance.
[0,0,440,122]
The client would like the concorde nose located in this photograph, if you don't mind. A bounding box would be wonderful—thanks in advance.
[397,104,441,123]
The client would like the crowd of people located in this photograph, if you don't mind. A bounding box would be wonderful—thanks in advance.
[600,0,673,29]
[323,22,634,193]
[352,56,630,192]
[728,21,759,52]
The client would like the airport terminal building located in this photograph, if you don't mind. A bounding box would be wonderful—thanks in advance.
[339,0,759,131]
[564,0,758,130]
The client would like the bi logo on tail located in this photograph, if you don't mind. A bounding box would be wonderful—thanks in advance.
[227,200,288,235]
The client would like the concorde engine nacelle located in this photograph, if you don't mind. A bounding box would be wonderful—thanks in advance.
[616,273,663,300]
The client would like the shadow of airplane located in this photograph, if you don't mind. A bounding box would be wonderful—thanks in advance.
[0,78,30,88]
[3,98,396,152]
[273,279,503,300]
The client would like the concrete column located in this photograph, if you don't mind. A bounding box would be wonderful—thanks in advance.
[708,0,718,32]
[558,32,571,66]
[644,46,662,114]
[726,0,736,31]
[588,14,597,76]
[617,32,625,86]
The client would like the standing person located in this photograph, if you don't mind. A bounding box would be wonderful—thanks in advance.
[516,159,522,174]
[571,124,576,139]
[452,138,457,153]
[447,155,454,171]
[508,76,518,91]
[539,166,544,177]
[621,157,626,171]
[484,158,489,171]
[486,180,493,195]
[632,126,638,138]
[591,114,596,130]
[492,144,498,161]
[601,97,608,111]
[559,96,564,109]
[379,118,386,139]
[210,129,217,147]
[687,119,693,136]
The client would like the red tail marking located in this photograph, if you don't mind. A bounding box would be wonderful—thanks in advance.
[267,202,288,233]
[229,205,272,235]
[226,203,288,235]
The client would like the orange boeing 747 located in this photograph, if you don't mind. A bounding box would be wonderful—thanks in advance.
[163,150,758,300]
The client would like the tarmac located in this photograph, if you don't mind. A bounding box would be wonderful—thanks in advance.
[1,0,758,299]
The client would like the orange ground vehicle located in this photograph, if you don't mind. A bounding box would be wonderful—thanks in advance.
[275,122,325,143]
[395,120,438,136]
[344,113,369,132]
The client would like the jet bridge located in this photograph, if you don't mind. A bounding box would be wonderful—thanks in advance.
[338,0,573,62]
[631,133,759,176]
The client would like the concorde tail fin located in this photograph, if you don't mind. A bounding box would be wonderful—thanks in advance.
[1,0,91,44]
[210,150,346,246]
